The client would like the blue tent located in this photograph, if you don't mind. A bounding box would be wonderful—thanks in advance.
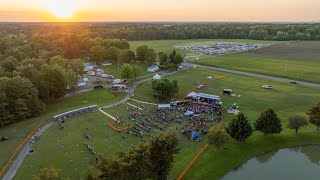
[191,131,199,138]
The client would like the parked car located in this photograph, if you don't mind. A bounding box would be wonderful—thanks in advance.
[93,85,104,89]
[197,84,206,89]
[262,85,273,89]
[290,81,297,84]
[113,79,122,84]
[0,136,8,141]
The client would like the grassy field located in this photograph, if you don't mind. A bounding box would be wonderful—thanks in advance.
[13,67,320,179]
[0,89,126,174]
[191,54,320,84]
[131,39,320,84]
[130,39,282,54]
[245,41,320,61]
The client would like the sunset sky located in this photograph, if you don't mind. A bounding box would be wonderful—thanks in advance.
[0,0,319,22]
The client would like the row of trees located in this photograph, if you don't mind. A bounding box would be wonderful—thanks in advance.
[3,23,319,41]
[87,132,179,180]
[209,103,320,149]
[0,56,83,126]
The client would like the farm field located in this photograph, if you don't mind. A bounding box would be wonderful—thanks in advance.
[191,54,320,84]
[245,41,320,61]
[14,67,320,179]
[0,89,126,173]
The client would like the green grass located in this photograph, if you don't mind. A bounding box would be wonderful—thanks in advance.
[0,89,126,173]
[245,41,320,61]
[131,39,320,84]
[13,68,320,179]
[191,54,320,84]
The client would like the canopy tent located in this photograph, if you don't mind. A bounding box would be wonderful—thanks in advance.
[191,131,199,138]
[157,104,171,110]
[184,111,194,117]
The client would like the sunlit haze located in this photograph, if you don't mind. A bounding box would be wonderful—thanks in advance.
[0,0,320,22]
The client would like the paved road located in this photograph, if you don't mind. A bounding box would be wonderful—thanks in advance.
[2,67,188,180]
[184,63,320,88]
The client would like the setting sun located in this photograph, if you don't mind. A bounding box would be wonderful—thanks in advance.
[45,0,75,19]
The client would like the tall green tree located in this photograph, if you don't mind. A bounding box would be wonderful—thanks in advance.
[207,128,228,150]
[0,92,12,127]
[287,115,308,133]
[254,108,282,135]
[307,102,320,130]
[41,64,67,100]
[106,46,120,63]
[146,49,156,63]
[148,132,180,180]
[152,79,179,101]
[118,50,136,64]
[225,113,253,142]
[89,45,106,64]
[136,45,148,61]
[120,63,134,80]
[158,52,168,65]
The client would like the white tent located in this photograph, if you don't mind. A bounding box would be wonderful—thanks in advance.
[153,74,161,80]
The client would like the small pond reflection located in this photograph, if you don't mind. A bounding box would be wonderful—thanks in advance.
[222,145,320,180]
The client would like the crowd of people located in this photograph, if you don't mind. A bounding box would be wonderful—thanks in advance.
[124,101,223,142]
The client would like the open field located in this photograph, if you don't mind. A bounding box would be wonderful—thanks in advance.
[13,67,320,179]
[0,89,126,174]
[191,54,320,84]
[130,39,283,54]
[245,41,320,61]
[131,39,320,84]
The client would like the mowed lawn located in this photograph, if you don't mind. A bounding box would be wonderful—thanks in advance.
[191,54,320,84]
[0,89,126,174]
[9,68,320,180]
[245,41,320,61]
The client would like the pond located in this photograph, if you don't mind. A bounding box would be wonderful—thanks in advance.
[222,145,320,180]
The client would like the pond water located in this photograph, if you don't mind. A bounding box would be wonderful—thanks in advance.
[222,145,320,180]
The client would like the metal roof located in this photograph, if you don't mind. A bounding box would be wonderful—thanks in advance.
[187,92,220,100]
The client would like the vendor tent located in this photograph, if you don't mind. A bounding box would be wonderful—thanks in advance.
[184,111,194,117]
[157,104,171,110]
[191,131,199,138]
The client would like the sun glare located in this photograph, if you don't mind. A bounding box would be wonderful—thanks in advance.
[45,0,75,19]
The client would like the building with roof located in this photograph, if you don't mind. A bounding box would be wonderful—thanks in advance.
[186,92,222,105]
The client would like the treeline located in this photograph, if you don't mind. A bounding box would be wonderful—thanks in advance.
[1,23,320,41]
[0,28,136,127]
[0,56,83,127]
